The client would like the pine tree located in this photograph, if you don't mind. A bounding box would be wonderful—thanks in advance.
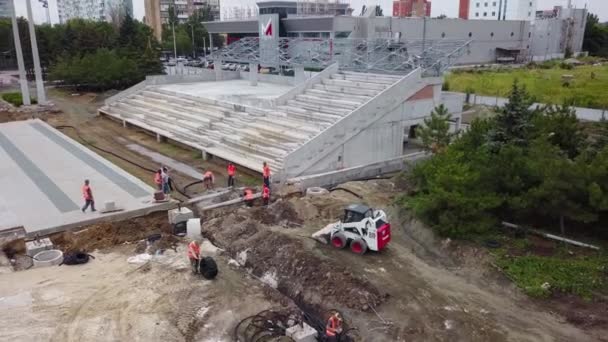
[486,81,534,150]
[416,104,453,153]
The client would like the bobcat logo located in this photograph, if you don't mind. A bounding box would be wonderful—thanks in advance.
[260,18,273,38]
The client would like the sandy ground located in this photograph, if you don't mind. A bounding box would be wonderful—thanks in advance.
[0,243,281,342]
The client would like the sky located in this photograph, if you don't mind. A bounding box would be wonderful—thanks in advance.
[12,0,608,25]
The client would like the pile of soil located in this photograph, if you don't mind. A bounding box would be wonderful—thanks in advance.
[250,199,304,227]
[203,205,387,313]
[51,212,174,252]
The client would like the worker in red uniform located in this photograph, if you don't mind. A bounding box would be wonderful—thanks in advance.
[154,169,163,190]
[188,240,201,273]
[81,179,96,213]
[243,188,254,207]
[325,312,343,341]
[262,185,270,206]
[203,170,214,190]
[262,162,271,187]
[227,163,236,187]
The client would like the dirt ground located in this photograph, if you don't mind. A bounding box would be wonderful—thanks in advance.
[200,180,607,342]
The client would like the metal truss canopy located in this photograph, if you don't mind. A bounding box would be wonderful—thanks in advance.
[212,38,472,76]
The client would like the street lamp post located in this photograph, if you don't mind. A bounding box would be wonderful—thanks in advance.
[172,20,177,59]
[26,0,46,104]
[189,24,195,58]
[10,0,30,105]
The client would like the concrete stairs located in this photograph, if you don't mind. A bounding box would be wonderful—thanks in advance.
[99,71,401,175]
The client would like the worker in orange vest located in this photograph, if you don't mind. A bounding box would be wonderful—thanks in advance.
[262,162,271,187]
[203,170,214,190]
[188,240,201,273]
[325,312,343,341]
[154,169,163,190]
[243,188,254,207]
[262,185,270,206]
[227,163,236,187]
[81,179,96,213]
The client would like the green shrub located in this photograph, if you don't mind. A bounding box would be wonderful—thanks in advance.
[1,92,37,107]
[560,62,574,70]
[442,80,450,91]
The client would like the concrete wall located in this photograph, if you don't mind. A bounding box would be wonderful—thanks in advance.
[146,70,240,85]
[283,68,447,178]
[288,151,429,189]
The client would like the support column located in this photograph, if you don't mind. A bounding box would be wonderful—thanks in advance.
[156,133,162,143]
[249,63,258,86]
[122,120,127,128]
[25,0,46,104]
[202,150,208,161]
[214,58,223,81]
[294,66,306,84]
[10,0,30,105]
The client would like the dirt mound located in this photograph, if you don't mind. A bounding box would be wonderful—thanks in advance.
[51,212,174,252]
[249,200,304,227]
[203,210,387,313]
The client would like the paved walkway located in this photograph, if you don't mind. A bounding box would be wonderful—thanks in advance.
[0,119,165,236]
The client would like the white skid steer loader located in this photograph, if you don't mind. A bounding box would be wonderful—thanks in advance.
[322,204,391,255]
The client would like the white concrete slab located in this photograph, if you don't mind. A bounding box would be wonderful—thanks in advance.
[0,119,169,237]
[158,79,293,107]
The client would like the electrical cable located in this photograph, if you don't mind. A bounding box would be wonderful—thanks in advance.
[53,125,192,199]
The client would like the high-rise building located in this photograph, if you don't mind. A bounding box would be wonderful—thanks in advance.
[145,0,162,41]
[57,0,133,23]
[459,0,536,21]
[159,0,220,25]
[393,0,431,18]
[0,0,12,18]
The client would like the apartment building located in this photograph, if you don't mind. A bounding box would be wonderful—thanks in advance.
[459,0,537,21]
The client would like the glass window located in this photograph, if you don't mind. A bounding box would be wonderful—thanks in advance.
[468,32,473,37]
[483,12,487,16]
[529,1,533,6]
[528,11,531,16]
[493,1,496,5]
[490,32,494,37]
[475,12,479,17]
[484,2,488,7]
[320,32,330,38]
[492,11,495,16]
[476,2,480,7]
[441,32,446,38]
[511,32,514,37]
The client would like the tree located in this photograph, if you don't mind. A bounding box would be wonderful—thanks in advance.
[375,6,384,16]
[486,81,534,150]
[583,13,608,57]
[531,105,583,158]
[436,14,447,19]
[416,104,453,153]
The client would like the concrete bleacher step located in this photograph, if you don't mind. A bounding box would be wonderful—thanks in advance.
[294,94,360,110]
[276,106,343,124]
[340,71,403,80]
[304,89,371,103]
[321,78,387,91]
[311,83,380,97]
[287,100,352,116]
[331,73,399,85]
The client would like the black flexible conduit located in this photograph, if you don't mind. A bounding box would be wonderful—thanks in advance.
[54,125,191,199]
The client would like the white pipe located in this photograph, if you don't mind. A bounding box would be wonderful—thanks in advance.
[10,0,31,105]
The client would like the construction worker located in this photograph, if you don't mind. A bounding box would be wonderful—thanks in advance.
[325,312,343,341]
[154,169,163,190]
[81,179,96,213]
[188,240,201,273]
[203,170,215,190]
[161,167,173,195]
[227,163,236,187]
[262,185,270,206]
[262,162,271,187]
[243,188,254,207]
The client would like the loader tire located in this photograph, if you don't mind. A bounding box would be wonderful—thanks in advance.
[331,233,347,249]
[199,257,218,280]
[350,238,367,255]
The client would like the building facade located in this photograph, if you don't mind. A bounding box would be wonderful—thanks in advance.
[58,0,133,23]
[159,0,220,24]
[0,0,11,18]
[393,0,431,18]
[459,0,536,21]
[145,0,162,41]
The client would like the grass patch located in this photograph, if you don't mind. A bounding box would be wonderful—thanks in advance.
[488,235,608,298]
[446,64,608,109]
[1,92,37,107]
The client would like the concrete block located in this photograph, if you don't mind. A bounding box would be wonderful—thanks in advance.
[26,238,53,257]
[104,201,116,212]
[168,207,194,225]
[286,322,317,342]
[33,249,63,268]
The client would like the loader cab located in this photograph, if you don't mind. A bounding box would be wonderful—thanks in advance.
[343,204,373,224]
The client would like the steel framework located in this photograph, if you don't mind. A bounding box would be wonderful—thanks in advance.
[212,38,472,76]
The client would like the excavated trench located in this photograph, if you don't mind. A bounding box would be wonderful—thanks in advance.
[199,201,388,322]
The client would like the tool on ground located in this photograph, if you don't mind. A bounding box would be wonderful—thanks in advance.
[314,204,391,255]
[192,256,218,280]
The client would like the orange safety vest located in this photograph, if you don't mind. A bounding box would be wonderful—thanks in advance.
[154,172,162,184]
[204,171,213,179]
[244,189,253,200]
[227,164,236,176]
[82,185,92,200]
[263,165,271,178]
[262,186,270,199]
[326,315,342,337]
[187,241,200,259]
